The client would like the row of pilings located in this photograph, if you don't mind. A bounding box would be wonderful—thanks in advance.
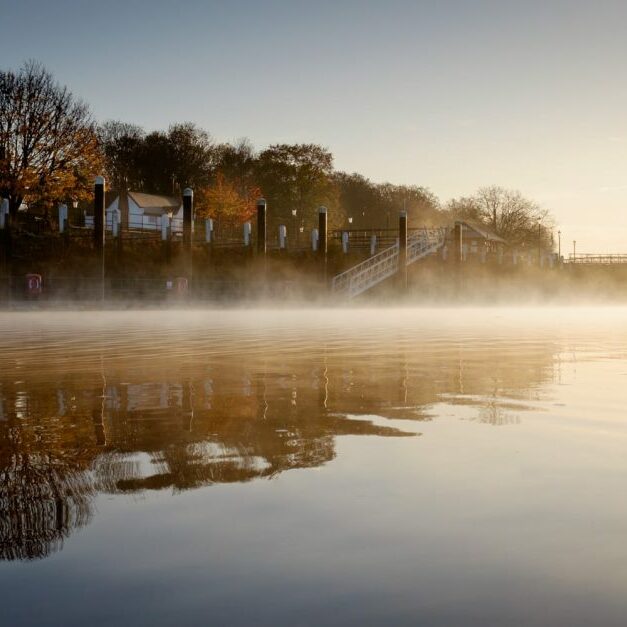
[86,177,332,300]
[1,176,419,302]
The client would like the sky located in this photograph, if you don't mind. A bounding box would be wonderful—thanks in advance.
[1,0,626,252]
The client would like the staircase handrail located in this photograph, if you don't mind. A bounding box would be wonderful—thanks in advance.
[332,227,446,297]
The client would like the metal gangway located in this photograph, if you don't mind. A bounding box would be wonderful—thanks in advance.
[332,228,446,298]
[567,254,627,265]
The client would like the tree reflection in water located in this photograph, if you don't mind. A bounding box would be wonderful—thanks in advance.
[0,382,97,560]
[0,324,559,560]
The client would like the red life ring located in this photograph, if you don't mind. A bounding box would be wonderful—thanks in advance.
[25,273,42,296]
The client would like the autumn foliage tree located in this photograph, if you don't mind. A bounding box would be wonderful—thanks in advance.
[0,61,101,217]
[197,171,260,230]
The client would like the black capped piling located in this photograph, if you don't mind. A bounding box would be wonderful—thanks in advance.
[94,177,105,252]
[398,210,408,290]
[0,198,11,278]
[454,221,463,264]
[257,198,267,256]
[94,176,105,300]
[183,188,194,292]
[183,188,193,248]
[318,206,328,285]
[318,206,327,256]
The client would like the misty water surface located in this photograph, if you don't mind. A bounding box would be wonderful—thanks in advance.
[1,307,627,626]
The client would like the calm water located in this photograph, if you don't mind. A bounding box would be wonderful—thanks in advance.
[1,307,627,626]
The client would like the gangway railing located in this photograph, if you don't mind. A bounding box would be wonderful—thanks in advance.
[332,228,446,298]
[567,254,627,264]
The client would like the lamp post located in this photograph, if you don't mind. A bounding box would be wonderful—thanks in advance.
[558,230,561,259]
[348,216,353,227]
[291,209,297,249]
[573,240,576,260]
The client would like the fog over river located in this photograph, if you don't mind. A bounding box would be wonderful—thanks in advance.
[1,308,627,626]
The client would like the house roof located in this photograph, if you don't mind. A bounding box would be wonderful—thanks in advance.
[457,221,507,244]
[128,192,180,210]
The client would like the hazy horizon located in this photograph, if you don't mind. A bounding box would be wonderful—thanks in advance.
[2,0,626,252]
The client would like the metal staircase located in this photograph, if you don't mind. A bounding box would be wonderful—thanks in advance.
[331,228,446,298]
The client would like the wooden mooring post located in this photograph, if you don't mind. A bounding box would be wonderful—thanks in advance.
[111,210,122,264]
[205,218,213,249]
[279,224,287,251]
[58,203,68,234]
[58,203,70,248]
[162,214,171,262]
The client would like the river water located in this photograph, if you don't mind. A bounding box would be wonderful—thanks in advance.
[1,307,627,626]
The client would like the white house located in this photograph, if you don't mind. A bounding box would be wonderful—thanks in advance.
[85,191,184,233]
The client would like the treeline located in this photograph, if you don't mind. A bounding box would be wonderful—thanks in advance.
[1,61,553,246]
[99,121,444,233]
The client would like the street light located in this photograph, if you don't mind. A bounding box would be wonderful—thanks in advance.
[348,216,353,226]
[558,230,561,259]
[291,209,297,248]
[573,240,576,259]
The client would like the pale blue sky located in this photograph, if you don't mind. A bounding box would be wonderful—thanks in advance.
[2,0,626,250]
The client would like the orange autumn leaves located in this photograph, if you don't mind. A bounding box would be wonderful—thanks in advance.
[196,172,260,229]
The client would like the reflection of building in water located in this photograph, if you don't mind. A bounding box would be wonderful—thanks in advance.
[0,334,559,560]
[95,370,412,493]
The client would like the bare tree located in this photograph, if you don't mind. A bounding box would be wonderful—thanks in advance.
[0,61,101,218]
[98,120,144,193]
[476,186,552,246]
[447,186,553,247]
